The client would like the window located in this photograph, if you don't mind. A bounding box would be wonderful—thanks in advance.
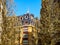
[23,29,28,32]
[23,34,28,38]
[23,40,29,45]
[25,16,28,19]
[23,40,28,43]
[23,28,28,32]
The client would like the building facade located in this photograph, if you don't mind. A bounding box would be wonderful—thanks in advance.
[17,12,38,45]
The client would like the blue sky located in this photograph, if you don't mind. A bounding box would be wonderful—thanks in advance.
[14,0,42,18]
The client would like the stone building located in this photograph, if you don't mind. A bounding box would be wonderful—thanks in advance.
[39,0,60,45]
[17,11,38,45]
